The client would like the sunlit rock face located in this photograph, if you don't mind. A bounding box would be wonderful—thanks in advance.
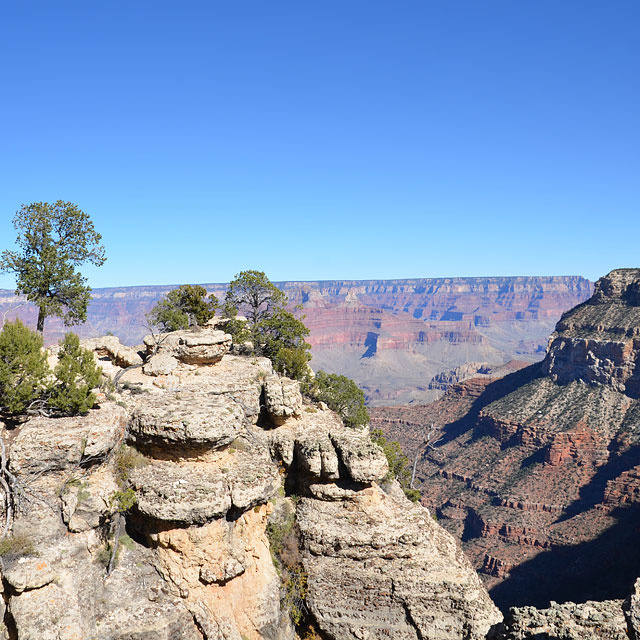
[0,328,501,640]
[372,270,640,611]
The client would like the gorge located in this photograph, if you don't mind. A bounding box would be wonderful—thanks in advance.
[371,269,640,615]
[0,275,593,406]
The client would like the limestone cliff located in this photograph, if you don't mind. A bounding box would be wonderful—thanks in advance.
[372,269,640,612]
[0,327,500,639]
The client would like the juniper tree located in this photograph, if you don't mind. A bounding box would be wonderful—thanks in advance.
[0,201,106,333]
[148,284,218,332]
[224,271,311,380]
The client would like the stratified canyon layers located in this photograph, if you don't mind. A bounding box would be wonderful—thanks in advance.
[0,276,592,405]
[372,269,640,611]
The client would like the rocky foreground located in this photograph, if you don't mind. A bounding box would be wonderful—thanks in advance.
[372,269,640,616]
[0,327,502,640]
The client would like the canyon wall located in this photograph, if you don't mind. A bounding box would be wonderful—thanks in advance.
[371,269,640,611]
[0,275,593,405]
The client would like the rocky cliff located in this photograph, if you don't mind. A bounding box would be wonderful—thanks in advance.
[370,269,640,612]
[0,327,501,639]
[0,276,592,405]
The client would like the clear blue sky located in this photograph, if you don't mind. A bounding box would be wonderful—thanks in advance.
[1,1,638,288]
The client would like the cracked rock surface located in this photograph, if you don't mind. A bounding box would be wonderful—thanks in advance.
[0,329,506,640]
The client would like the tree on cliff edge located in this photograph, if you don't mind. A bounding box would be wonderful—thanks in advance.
[224,270,311,380]
[0,202,106,333]
[148,284,218,332]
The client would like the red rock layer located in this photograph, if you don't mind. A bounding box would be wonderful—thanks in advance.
[370,270,640,610]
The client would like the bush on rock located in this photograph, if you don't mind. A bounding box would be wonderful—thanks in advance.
[0,320,49,416]
[49,333,102,415]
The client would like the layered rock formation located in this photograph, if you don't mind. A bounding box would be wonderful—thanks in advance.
[0,275,592,405]
[372,269,640,611]
[0,329,501,639]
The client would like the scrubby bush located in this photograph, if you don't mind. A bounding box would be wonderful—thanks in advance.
[308,371,369,428]
[371,428,421,502]
[266,500,309,628]
[0,320,49,415]
[148,284,218,332]
[0,533,36,558]
[49,333,102,415]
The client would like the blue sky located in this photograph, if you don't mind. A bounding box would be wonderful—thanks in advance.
[1,1,638,288]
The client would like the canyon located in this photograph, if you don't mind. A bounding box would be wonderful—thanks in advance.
[0,275,593,405]
[371,269,640,613]
[1,274,640,638]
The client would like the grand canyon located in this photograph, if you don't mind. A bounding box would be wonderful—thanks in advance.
[371,268,640,615]
[1,269,640,639]
[0,275,593,405]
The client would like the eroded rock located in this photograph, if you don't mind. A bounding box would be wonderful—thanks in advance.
[129,391,244,447]
[9,403,127,475]
[263,375,302,425]
[298,483,502,640]
[143,353,179,376]
[496,599,628,640]
[624,578,640,640]
[144,328,232,364]
[82,335,143,368]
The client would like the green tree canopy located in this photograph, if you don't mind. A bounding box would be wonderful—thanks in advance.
[224,270,287,327]
[310,371,369,429]
[224,271,311,380]
[0,320,49,416]
[0,201,106,333]
[148,285,218,332]
[48,333,102,415]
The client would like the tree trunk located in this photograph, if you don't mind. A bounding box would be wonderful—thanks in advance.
[107,512,123,576]
[36,306,46,333]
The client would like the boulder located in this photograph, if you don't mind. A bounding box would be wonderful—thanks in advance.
[263,375,302,425]
[61,468,119,533]
[129,391,244,447]
[329,428,389,483]
[82,335,143,368]
[9,404,127,475]
[143,353,178,376]
[144,328,231,364]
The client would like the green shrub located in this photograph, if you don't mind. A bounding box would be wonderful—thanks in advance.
[148,284,218,332]
[114,444,146,486]
[266,501,309,628]
[371,428,421,502]
[309,371,369,428]
[48,333,102,415]
[0,320,49,415]
[110,488,137,513]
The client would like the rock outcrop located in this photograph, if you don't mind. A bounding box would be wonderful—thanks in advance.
[544,268,640,396]
[493,599,629,640]
[372,269,640,611]
[0,327,501,639]
[143,327,232,364]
